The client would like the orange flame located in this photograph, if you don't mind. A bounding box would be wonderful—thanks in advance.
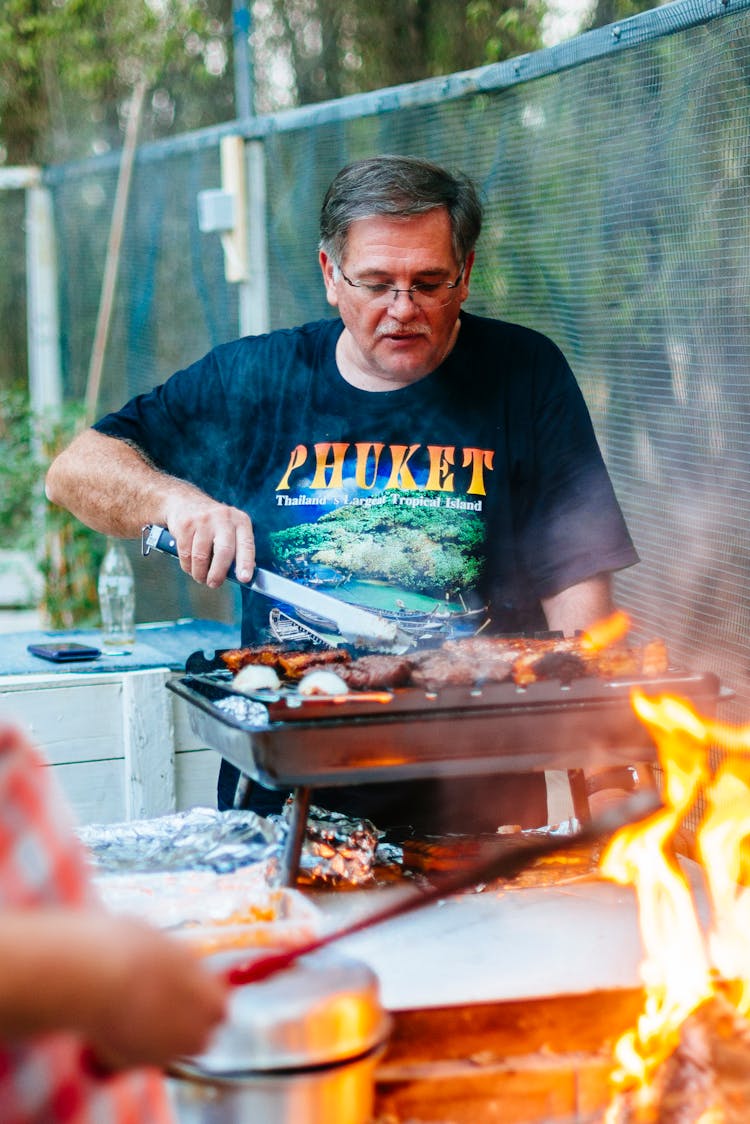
[579,609,632,653]
[600,690,750,1108]
[600,691,714,1097]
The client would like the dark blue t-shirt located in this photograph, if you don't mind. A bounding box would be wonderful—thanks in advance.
[96,312,637,639]
[95,312,638,832]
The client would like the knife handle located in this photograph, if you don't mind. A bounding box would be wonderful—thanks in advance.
[141,524,238,583]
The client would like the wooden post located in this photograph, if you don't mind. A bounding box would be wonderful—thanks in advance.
[84,77,148,424]
[122,668,176,819]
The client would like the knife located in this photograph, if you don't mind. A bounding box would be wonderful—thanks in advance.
[141,524,414,653]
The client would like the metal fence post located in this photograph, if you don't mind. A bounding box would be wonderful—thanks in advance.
[239,138,270,339]
[25,180,62,420]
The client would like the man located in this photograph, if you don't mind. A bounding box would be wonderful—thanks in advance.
[46,155,638,834]
[0,722,227,1123]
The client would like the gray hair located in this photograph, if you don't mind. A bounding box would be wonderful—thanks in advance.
[319,155,483,267]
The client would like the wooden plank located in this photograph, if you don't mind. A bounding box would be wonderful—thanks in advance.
[123,668,176,819]
[0,642,238,825]
[0,680,125,764]
[172,678,222,809]
[0,166,40,189]
[45,758,127,825]
[175,747,220,811]
[382,990,645,1062]
[0,671,121,692]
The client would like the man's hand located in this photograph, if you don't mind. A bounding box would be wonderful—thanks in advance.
[163,496,256,588]
[46,430,256,588]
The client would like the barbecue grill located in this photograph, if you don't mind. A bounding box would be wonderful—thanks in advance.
[168,649,725,884]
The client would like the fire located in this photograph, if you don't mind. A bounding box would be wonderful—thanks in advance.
[600,690,750,1116]
[580,609,632,653]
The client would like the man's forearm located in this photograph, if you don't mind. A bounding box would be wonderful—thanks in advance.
[541,573,614,636]
[45,428,204,539]
[46,427,257,586]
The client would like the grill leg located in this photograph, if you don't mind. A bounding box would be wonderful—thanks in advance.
[232,772,253,809]
[567,768,591,823]
[278,786,312,887]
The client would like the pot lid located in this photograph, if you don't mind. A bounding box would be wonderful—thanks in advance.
[184,948,389,1074]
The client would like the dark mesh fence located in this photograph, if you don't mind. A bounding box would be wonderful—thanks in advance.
[47,146,241,622]
[37,0,750,720]
[0,190,27,391]
[52,146,238,411]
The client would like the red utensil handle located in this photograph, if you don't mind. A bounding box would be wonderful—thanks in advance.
[225,946,308,986]
[221,790,662,990]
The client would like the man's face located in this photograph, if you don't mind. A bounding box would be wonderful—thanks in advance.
[319,208,474,390]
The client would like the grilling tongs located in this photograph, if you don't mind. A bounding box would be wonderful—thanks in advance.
[142,524,414,654]
[224,789,662,987]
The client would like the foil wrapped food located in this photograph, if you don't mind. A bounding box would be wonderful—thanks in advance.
[78,806,282,874]
[78,802,387,887]
[272,802,384,886]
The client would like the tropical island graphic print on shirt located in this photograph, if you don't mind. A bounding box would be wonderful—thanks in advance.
[267,439,493,626]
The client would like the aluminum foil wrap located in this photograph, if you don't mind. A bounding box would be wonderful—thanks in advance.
[78,806,282,874]
[213,695,270,725]
[273,803,382,886]
[78,802,386,888]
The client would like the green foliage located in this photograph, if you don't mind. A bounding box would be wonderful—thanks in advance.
[584,0,665,31]
[0,387,35,547]
[269,496,486,597]
[473,0,548,62]
[40,507,106,630]
[38,403,107,629]
[0,0,234,164]
[0,0,663,165]
[0,390,105,627]
[254,1,549,109]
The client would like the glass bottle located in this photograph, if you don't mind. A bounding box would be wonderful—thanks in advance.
[98,538,135,653]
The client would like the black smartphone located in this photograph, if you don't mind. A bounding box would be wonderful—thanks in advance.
[27,642,101,663]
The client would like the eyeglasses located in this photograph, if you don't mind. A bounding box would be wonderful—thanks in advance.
[338,266,465,308]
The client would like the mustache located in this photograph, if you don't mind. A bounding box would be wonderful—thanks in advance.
[374,321,431,339]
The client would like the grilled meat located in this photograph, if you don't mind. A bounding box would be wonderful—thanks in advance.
[409,641,518,690]
[221,645,285,673]
[277,649,352,680]
[512,648,587,686]
[221,644,352,680]
[338,655,413,691]
[570,638,668,681]
[640,638,670,677]
[222,633,670,692]
[400,836,510,874]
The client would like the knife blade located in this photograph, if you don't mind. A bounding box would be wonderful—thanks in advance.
[141,524,414,653]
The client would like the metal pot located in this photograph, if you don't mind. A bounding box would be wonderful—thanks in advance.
[168,948,390,1124]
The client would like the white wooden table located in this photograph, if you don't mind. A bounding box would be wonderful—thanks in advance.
[0,619,237,825]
